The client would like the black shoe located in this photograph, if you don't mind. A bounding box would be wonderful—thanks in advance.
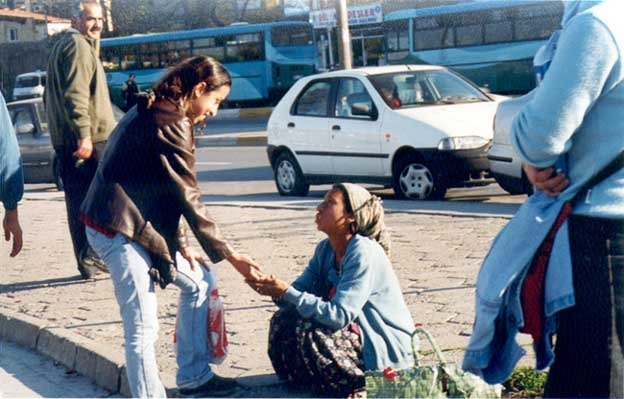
[83,246,109,273]
[178,375,242,398]
[77,258,100,279]
[77,246,109,279]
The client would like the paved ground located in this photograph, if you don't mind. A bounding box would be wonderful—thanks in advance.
[0,340,115,398]
[0,187,535,397]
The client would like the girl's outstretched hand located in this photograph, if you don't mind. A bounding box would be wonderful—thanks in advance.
[227,252,262,281]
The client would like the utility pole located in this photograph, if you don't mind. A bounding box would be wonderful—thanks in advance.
[101,0,113,33]
[335,0,351,70]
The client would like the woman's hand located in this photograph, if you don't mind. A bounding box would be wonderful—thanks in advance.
[247,274,289,298]
[179,246,208,271]
[227,252,262,281]
[523,164,569,197]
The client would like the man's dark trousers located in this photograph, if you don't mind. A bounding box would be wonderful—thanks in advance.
[56,141,106,272]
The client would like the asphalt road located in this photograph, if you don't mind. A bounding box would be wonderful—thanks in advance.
[194,145,527,216]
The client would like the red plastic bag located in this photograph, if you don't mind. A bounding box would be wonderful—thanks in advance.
[207,284,228,363]
[173,266,228,364]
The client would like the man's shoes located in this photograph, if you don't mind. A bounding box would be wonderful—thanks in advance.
[177,374,242,398]
[77,257,101,279]
[84,246,109,273]
[78,247,108,279]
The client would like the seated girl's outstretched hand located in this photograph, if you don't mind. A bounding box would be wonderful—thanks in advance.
[227,252,262,281]
[248,275,289,298]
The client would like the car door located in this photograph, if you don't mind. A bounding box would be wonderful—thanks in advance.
[9,103,52,174]
[329,77,384,177]
[284,79,333,175]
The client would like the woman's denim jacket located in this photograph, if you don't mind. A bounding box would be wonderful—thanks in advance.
[462,190,575,384]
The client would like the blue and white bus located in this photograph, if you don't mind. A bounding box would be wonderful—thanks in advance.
[384,0,563,94]
[100,21,317,108]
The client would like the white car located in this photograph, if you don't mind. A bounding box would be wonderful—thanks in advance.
[13,71,46,101]
[267,65,506,200]
[488,94,534,195]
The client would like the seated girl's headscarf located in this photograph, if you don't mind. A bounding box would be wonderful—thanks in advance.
[334,183,391,255]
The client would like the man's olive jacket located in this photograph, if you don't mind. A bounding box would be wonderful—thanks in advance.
[46,29,115,149]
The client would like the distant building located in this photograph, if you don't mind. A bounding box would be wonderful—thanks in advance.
[1,0,46,13]
[0,8,69,43]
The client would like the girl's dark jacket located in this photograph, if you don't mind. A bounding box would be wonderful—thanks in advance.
[80,94,233,288]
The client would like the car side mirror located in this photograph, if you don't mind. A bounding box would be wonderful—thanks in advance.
[15,122,35,135]
[480,86,491,94]
[351,103,377,119]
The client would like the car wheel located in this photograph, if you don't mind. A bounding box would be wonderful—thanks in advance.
[494,172,533,196]
[393,154,447,200]
[273,152,309,196]
[53,157,64,191]
[521,172,534,196]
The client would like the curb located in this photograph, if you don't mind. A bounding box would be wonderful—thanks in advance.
[239,107,273,118]
[195,134,267,147]
[213,107,273,120]
[0,308,176,397]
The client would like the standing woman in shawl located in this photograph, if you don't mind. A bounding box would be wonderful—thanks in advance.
[510,0,624,397]
[250,183,415,398]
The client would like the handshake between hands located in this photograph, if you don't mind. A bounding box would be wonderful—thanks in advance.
[226,252,290,298]
[245,271,290,299]
[180,247,289,299]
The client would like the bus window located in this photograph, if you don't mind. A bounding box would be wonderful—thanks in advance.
[413,16,454,51]
[162,40,191,67]
[515,16,561,41]
[514,4,561,41]
[101,48,120,71]
[271,25,312,46]
[384,20,409,61]
[456,24,482,47]
[484,21,513,43]
[141,42,161,68]
[120,44,140,70]
[192,37,224,61]
[225,33,263,62]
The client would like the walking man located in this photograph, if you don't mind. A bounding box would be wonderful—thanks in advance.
[121,73,139,111]
[45,0,115,279]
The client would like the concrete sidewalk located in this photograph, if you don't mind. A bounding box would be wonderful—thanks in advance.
[0,190,534,397]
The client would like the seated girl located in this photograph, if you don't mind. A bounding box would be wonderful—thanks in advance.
[249,183,415,397]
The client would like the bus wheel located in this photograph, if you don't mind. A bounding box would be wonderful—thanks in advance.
[273,152,309,196]
[392,154,447,200]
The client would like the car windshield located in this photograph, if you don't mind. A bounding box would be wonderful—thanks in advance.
[16,76,40,88]
[368,69,489,109]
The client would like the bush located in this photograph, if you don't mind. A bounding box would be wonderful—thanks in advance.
[503,367,547,398]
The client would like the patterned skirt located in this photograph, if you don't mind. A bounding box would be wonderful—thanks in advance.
[268,306,365,397]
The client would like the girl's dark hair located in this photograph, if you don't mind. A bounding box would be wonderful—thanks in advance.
[333,184,354,214]
[153,56,231,102]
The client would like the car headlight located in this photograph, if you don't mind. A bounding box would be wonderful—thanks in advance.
[437,136,490,151]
